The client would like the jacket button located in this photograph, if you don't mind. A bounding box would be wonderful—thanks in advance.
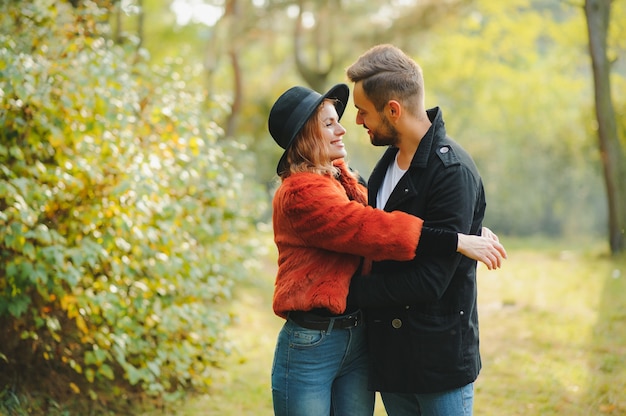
[391,318,402,329]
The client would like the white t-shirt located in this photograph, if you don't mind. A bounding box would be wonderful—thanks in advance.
[376,152,407,209]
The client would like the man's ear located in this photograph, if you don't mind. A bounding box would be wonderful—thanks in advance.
[387,100,401,121]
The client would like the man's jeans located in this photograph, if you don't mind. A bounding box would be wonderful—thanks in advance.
[271,318,374,416]
[381,383,474,416]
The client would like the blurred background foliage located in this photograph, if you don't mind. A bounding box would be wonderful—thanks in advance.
[0,0,625,413]
[1,0,266,413]
[129,0,626,238]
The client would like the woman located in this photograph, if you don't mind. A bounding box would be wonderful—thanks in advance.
[267,84,505,416]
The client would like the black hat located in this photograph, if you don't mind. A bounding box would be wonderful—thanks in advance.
[268,84,349,175]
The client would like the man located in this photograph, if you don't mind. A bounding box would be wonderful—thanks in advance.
[346,44,488,415]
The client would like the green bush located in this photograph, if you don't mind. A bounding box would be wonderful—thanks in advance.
[0,0,264,409]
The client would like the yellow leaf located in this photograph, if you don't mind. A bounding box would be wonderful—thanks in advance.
[60,294,76,311]
[75,315,89,334]
[69,382,80,394]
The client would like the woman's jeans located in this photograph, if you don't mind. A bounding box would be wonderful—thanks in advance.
[381,382,474,416]
[271,318,374,416]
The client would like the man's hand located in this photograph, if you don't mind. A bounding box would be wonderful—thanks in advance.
[457,227,507,270]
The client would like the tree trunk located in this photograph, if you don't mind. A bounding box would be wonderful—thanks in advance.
[294,0,335,92]
[584,0,626,254]
[225,48,243,138]
[221,0,243,139]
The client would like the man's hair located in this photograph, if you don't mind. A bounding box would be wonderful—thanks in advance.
[283,99,340,178]
[346,44,424,114]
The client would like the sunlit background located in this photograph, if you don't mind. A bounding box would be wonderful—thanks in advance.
[1,1,625,415]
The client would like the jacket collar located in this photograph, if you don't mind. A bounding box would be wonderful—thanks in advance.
[410,107,445,169]
[368,107,446,205]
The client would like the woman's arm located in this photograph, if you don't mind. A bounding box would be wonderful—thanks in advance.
[277,172,506,267]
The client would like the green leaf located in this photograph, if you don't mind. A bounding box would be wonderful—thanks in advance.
[85,368,96,383]
[98,364,115,381]
[7,294,30,317]
[22,241,36,260]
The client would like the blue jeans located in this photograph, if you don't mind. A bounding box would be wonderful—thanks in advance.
[271,318,375,416]
[381,383,474,416]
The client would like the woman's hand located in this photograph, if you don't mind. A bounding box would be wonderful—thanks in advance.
[457,227,507,270]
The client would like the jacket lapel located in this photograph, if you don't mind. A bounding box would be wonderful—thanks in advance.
[384,174,418,211]
[368,147,398,208]
[368,107,444,211]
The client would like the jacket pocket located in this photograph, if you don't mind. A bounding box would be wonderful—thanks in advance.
[407,312,463,373]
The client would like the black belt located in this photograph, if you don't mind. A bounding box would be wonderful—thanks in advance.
[289,310,362,330]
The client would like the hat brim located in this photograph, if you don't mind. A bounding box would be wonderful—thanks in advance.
[276,84,350,175]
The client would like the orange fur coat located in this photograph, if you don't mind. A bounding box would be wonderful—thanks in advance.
[272,159,424,318]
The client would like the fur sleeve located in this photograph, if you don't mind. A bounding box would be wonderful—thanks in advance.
[274,173,423,261]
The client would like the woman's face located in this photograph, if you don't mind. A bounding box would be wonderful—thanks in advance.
[319,102,347,161]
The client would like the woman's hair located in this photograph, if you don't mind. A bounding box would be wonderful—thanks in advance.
[346,44,424,115]
[281,99,340,178]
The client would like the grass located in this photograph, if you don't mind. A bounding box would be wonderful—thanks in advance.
[474,240,626,415]
[142,236,626,416]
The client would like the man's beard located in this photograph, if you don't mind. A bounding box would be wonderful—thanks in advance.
[370,114,399,147]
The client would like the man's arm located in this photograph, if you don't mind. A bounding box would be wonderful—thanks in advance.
[348,164,481,307]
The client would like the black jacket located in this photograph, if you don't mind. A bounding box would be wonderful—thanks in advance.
[348,107,486,393]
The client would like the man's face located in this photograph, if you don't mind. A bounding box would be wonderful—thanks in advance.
[353,82,398,147]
